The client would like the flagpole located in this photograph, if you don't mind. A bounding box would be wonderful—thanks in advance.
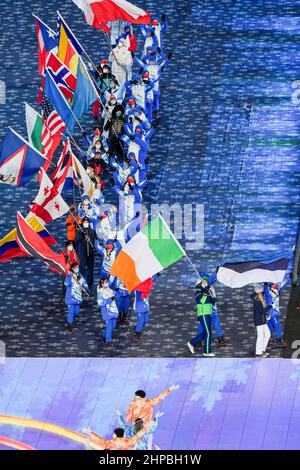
[56,10,99,73]
[157,212,201,279]
[32,12,56,35]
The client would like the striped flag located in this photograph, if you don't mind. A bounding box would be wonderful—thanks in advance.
[216,257,290,288]
[41,93,66,142]
[16,212,66,276]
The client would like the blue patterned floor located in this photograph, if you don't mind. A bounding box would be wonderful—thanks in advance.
[0,358,300,450]
[0,1,299,357]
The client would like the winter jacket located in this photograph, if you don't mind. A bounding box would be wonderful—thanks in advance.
[97,286,119,321]
[251,293,272,326]
[65,273,88,305]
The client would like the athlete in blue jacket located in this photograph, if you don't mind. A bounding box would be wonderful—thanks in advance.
[65,263,89,333]
[97,278,119,348]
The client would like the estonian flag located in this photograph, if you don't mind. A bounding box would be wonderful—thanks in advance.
[217,256,290,288]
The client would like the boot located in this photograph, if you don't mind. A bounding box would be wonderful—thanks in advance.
[66,324,74,333]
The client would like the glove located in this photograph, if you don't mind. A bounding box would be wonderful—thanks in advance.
[115,287,119,292]
[157,47,161,53]
[144,157,150,164]
[135,211,140,218]
[167,52,173,60]
[82,131,87,137]
[162,14,167,21]
[129,135,135,141]
[151,31,155,37]
[111,296,115,301]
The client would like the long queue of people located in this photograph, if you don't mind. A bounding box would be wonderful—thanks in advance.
[62,16,169,348]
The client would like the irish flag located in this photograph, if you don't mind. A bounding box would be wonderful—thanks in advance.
[110,214,186,292]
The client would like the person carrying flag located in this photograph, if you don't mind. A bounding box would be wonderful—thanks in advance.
[187,276,217,357]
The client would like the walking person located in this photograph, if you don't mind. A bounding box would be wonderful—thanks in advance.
[251,284,272,357]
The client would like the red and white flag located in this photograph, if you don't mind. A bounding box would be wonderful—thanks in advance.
[72,0,151,32]
[29,169,69,224]
[34,14,58,76]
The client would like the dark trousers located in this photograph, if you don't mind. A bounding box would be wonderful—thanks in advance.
[190,315,212,354]
[79,254,94,290]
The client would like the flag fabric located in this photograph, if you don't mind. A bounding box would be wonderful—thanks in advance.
[15,212,66,276]
[66,58,98,133]
[25,102,60,165]
[57,15,80,76]
[51,139,74,192]
[110,214,186,292]
[30,169,70,224]
[0,215,56,263]
[134,278,153,299]
[25,103,43,153]
[43,71,71,125]
[57,12,85,55]
[216,257,290,288]
[72,0,151,32]
[46,52,77,102]
[34,15,58,75]
[0,128,47,186]
[72,152,94,197]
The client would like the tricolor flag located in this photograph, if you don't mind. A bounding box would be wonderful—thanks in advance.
[57,14,80,76]
[51,139,74,192]
[33,14,58,75]
[110,214,186,292]
[0,215,56,263]
[72,151,94,197]
[0,128,47,186]
[57,11,85,55]
[25,103,61,176]
[216,257,290,288]
[16,212,66,276]
[29,169,70,224]
[72,0,151,32]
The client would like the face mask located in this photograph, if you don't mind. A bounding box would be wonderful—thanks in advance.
[73,267,79,274]
[95,144,101,150]
[83,200,89,206]
[67,245,73,252]
[83,223,89,229]
[116,111,122,117]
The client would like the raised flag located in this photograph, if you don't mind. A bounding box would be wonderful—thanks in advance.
[57,15,80,76]
[0,215,56,263]
[43,71,72,125]
[16,212,66,276]
[46,52,77,102]
[216,256,290,288]
[57,11,85,55]
[110,214,186,292]
[30,169,70,224]
[66,58,98,133]
[51,139,74,192]
[72,152,94,197]
[25,103,60,173]
[33,14,58,75]
[72,0,151,32]
[0,128,47,186]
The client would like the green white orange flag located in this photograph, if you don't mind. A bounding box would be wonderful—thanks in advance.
[110,214,186,292]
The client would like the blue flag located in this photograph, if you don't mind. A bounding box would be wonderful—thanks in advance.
[43,70,71,125]
[66,59,98,133]
[0,128,46,186]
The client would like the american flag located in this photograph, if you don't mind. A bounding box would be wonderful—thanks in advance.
[41,93,66,156]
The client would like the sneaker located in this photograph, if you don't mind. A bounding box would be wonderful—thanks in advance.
[134,332,142,340]
[203,352,216,357]
[66,324,73,333]
[106,343,113,349]
[187,342,195,354]
[262,352,270,357]
[255,354,263,358]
